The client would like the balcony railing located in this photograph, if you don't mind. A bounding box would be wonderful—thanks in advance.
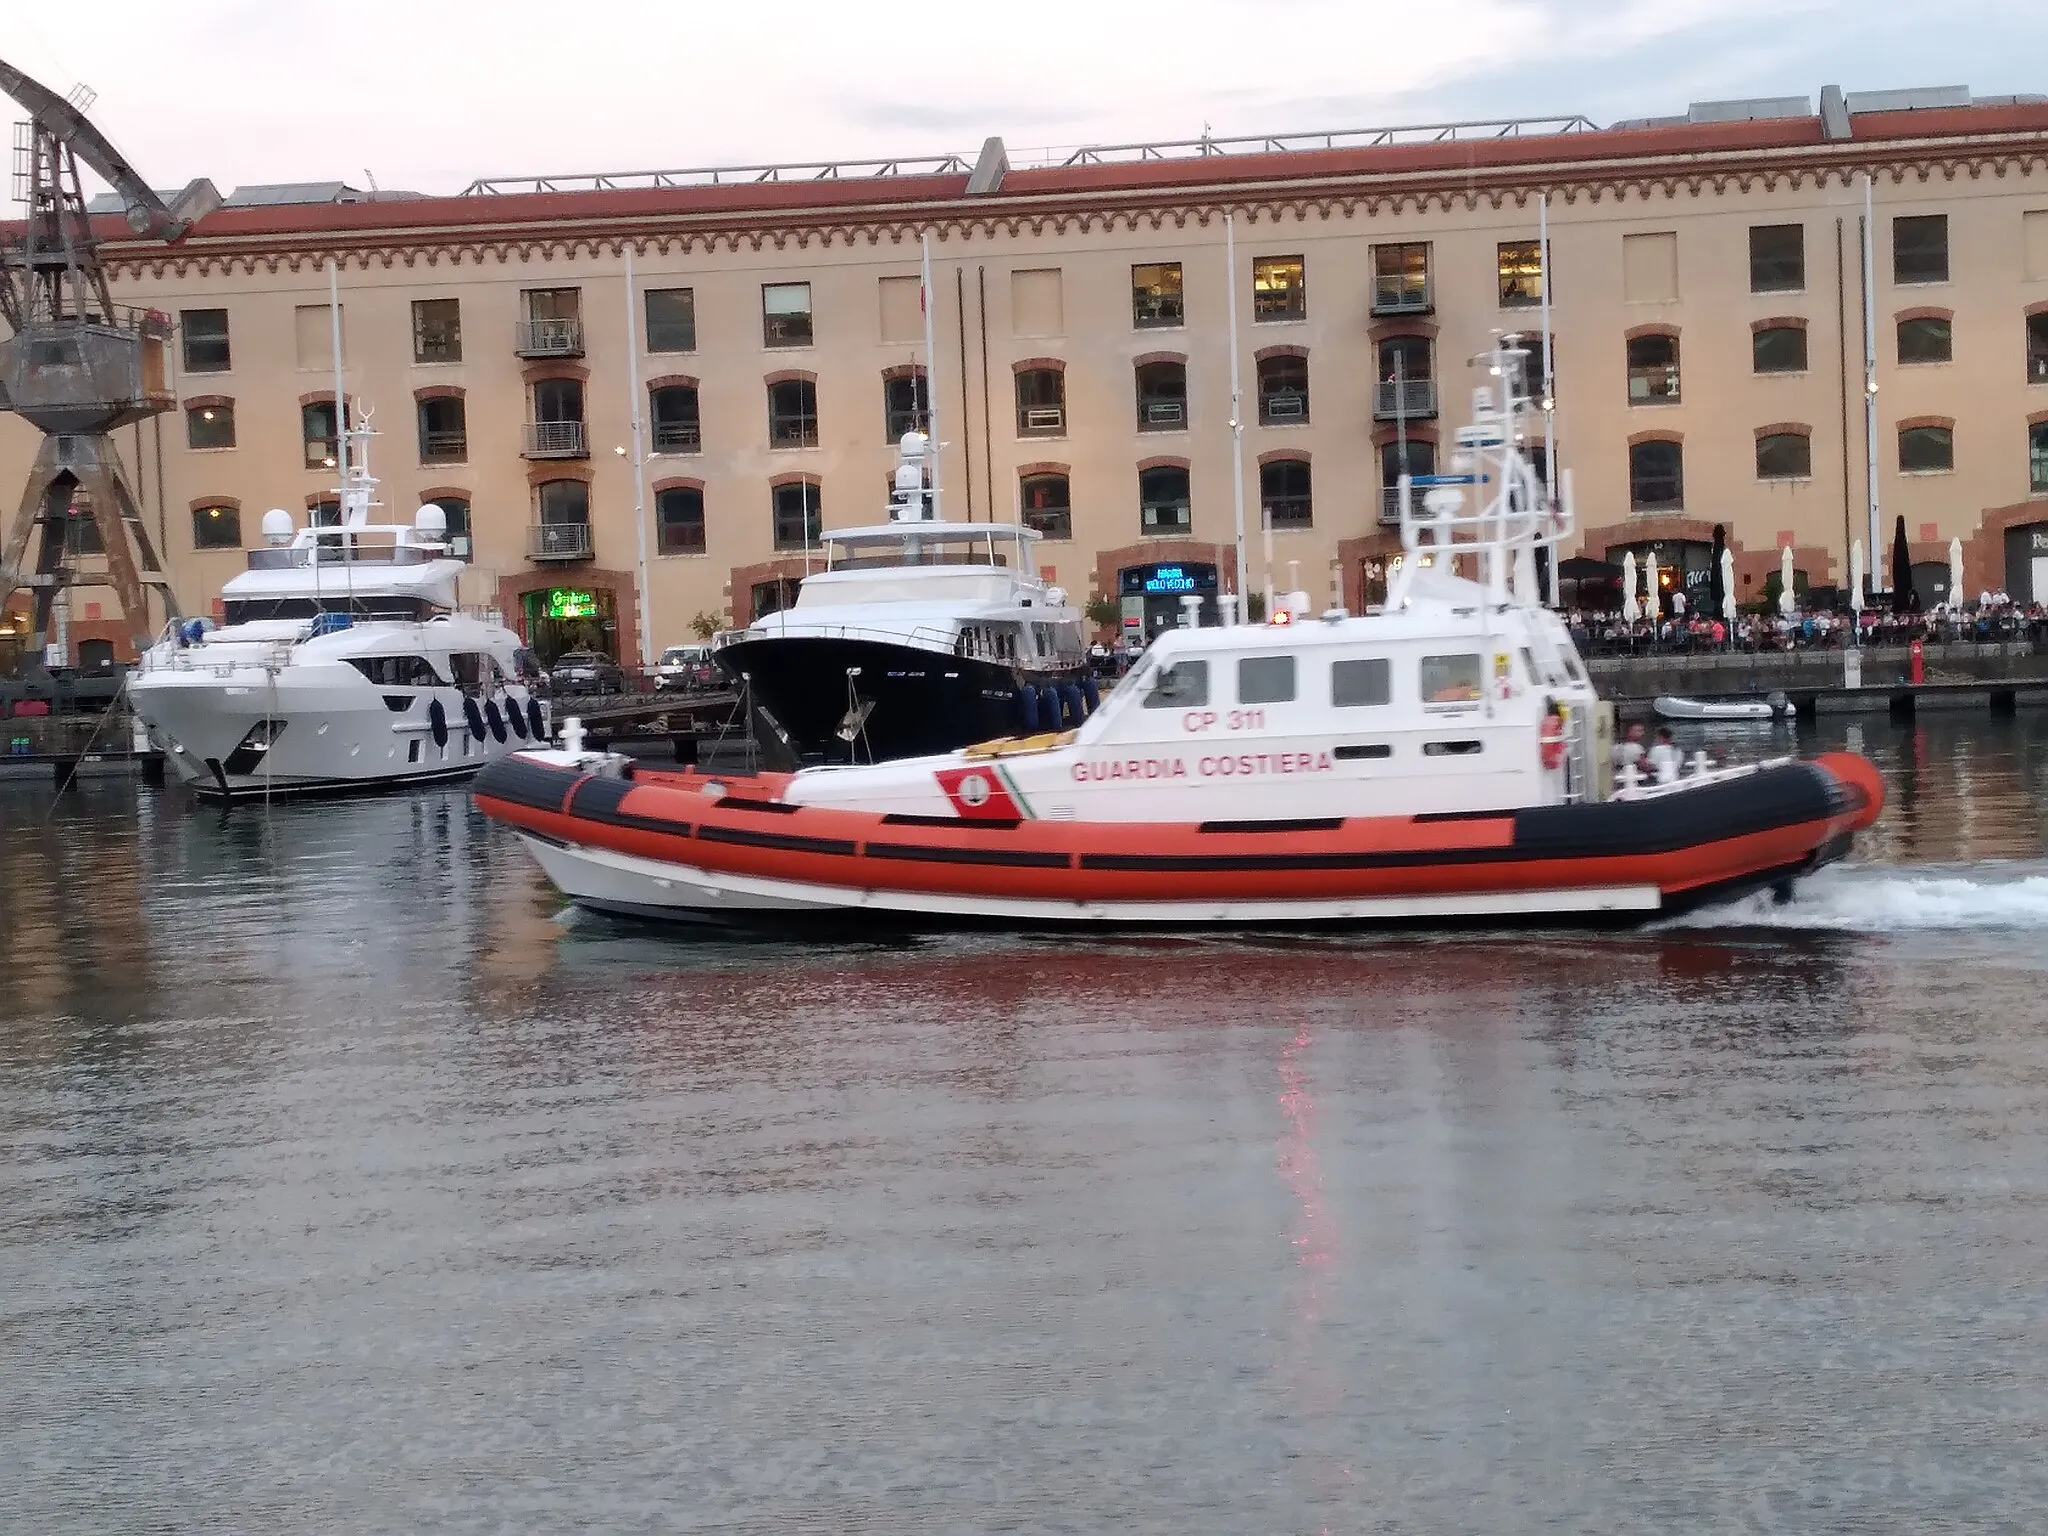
[1139,398,1187,430]
[1260,390,1308,423]
[1020,405,1066,435]
[523,420,589,458]
[420,429,467,464]
[652,421,701,453]
[1141,504,1192,536]
[529,522,593,561]
[514,317,584,357]
[1373,379,1437,420]
[1371,275,1432,315]
[1380,487,1405,526]
[2029,349,2048,385]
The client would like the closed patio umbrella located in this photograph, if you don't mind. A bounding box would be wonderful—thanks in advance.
[1621,551,1639,624]
[1779,544,1796,617]
[1645,551,1660,623]
[1949,536,1965,611]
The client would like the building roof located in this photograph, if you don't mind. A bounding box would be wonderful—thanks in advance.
[76,84,2048,253]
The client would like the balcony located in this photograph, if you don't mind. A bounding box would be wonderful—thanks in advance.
[514,318,584,358]
[652,421,701,453]
[529,522,593,561]
[1373,379,1437,421]
[1379,487,1404,526]
[522,420,589,458]
[1371,275,1432,316]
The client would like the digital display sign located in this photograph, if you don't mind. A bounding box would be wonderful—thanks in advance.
[1121,562,1219,597]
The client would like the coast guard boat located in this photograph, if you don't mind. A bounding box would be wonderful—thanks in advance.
[131,415,545,798]
[475,342,1883,930]
[712,430,1089,763]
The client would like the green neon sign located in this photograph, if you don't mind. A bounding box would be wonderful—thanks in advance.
[543,588,598,620]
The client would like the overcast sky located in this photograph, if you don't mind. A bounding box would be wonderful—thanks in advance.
[7,0,2047,197]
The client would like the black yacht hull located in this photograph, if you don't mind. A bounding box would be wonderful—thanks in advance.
[717,635,1087,762]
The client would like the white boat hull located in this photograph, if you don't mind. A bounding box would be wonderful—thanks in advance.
[1653,695,1779,722]
[520,833,1666,927]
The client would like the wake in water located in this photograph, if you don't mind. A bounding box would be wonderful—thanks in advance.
[1667,862,2048,932]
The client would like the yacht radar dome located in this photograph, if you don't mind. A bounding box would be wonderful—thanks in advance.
[261,508,295,546]
[414,503,448,539]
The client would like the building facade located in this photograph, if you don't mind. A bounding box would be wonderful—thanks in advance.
[6,84,2048,665]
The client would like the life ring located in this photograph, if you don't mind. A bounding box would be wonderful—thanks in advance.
[462,696,486,741]
[484,697,508,743]
[1539,710,1566,771]
[428,697,448,749]
[506,694,529,739]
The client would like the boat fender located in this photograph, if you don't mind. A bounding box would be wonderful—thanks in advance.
[484,698,508,743]
[1042,685,1066,731]
[1539,708,1566,771]
[1081,673,1100,714]
[428,697,448,749]
[526,698,546,740]
[463,696,486,742]
[1017,685,1040,734]
[1060,683,1084,728]
[506,694,529,739]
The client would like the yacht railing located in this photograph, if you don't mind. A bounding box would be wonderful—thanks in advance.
[719,618,965,653]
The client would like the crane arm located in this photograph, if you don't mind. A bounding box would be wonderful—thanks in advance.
[0,56,219,241]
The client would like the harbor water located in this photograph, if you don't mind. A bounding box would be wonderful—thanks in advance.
[3,716,2047,1531]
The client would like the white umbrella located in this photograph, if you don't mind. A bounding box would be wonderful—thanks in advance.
[1645,551,1660,623]
[1778,544,1796,617]
[1948,536,1965,611]
[1720,547,1736,624]
[1621,551,1639,624]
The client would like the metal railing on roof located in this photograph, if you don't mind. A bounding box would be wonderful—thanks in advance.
[1035,115,1601,167]
[461,154,975,196]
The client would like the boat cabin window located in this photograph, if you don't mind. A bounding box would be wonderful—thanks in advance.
[1238,655,1296,705]
[1142,659,1209,709]
[1421,653,1484,705]
[448,652,485,690]
[221,595,439,624]
[347,655,445,688]
[1331,657,1392,708]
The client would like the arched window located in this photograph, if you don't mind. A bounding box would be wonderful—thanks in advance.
[1257,354,1309,424]
[417,396,466,463]
[1896,316,1953,365]
[1015,367,1065,436]
[427,497,472,559]
[1376,336,1434,420]
[192,503,241,550]
[1378,439,1436,524]
[301,400,338,469]
[1753,326,1807,374]
[1019,472,1071,540]
[1629,440,1684,510]
[650,384,700,453]
[1139,465,1191,535]
[656,486,705,555]
[186,399,235,450]
[1627,334,1680,404]
[883,371,928,441]
[533,480,590,559]
[1755,432,1812,480]
[768,378,819,449]
[1260,460,1312,530]
[1898,424,1954,473]
[1135,360,1187,431]
[772,480,822,550]
[525,379,586,458]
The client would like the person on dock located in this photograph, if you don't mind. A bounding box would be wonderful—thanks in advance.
[1648,727,1681,785]
[1613,723,1647,774]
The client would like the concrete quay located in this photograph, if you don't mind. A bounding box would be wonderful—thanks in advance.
[1589,644,2048,720]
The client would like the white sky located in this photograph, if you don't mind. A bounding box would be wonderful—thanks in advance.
[7,0,2046,196]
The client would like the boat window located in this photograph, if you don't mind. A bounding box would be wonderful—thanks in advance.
[1238,655,1295,705]
[1423,740,1484,756]
[1331,658,1391,708]
[1520,648,1545,686]
[221,594,439,624]
[1334,743,1392,760]
[448,652,484,689]
[1420,653,1484,705]
[347,655,446,688]
[1142,659,1209,709]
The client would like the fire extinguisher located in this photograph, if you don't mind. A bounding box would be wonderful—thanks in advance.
[1909,637,1924,686]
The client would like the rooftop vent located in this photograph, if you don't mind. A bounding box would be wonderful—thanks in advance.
[1845,85,1971,114]
[1685,95,1813,124]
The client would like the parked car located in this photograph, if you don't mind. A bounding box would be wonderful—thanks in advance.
[548,649,625,696]
[654,643,719,692]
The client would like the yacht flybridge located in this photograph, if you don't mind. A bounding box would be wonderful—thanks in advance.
[131,414,544,798]
[476,340,1883,930]
[713,430,1089,762]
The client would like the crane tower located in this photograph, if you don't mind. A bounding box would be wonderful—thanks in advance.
[0,58,219,659]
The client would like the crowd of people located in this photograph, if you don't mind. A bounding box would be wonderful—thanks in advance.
[1568,594,2048,656]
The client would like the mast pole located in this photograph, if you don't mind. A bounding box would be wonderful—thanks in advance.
[1861,172,1881,597]
[1225,212,1249,624]
[1539,191,1560,608]
[622,245,653,668]
[921,232,941,520]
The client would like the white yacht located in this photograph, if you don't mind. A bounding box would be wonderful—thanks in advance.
[131,419,546,798]
[713,430,1089,763]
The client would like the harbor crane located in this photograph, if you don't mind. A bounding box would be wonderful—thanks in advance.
[0,57,219,660]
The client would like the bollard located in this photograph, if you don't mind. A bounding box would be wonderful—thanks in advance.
[1909,638,1924,686]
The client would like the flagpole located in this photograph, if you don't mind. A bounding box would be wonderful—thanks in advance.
[921,232,941,520]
